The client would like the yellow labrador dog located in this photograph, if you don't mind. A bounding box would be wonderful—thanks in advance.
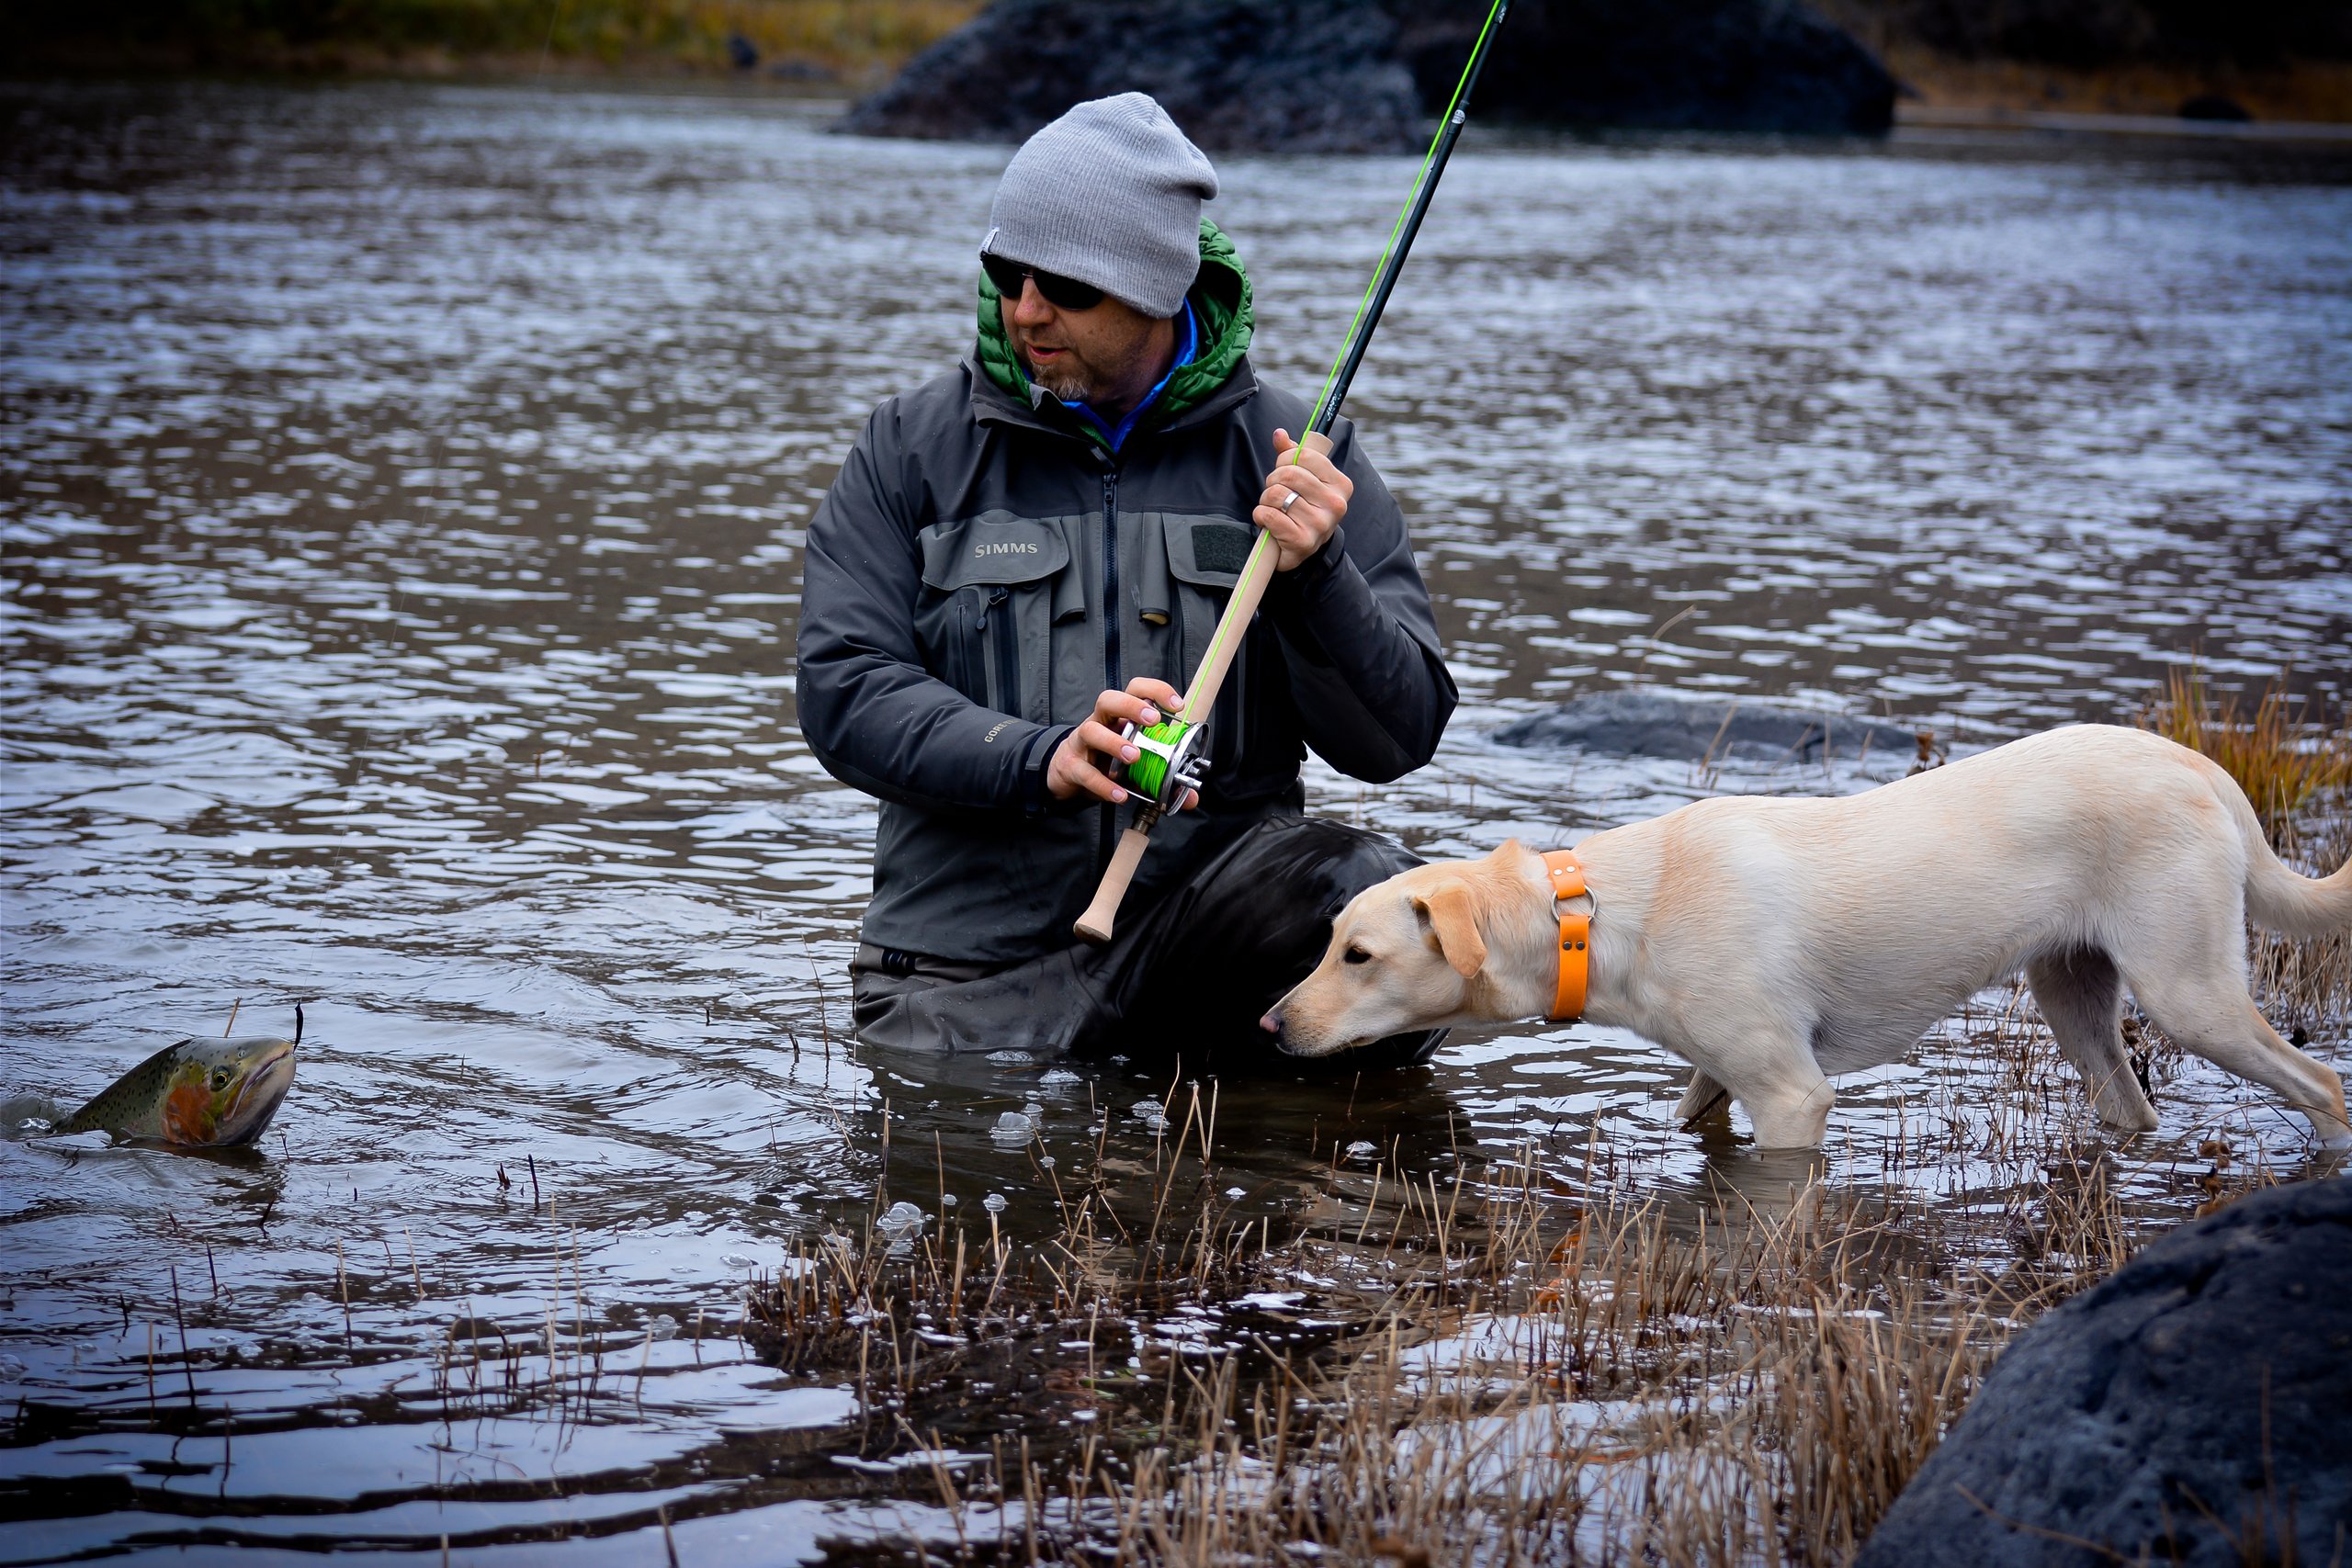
[1265,725,2351,1149]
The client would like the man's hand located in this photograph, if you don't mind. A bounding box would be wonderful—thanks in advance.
[1255,427,1350,570]
[1046,678,1197,809]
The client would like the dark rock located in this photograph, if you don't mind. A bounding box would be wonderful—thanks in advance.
[837,0,1422,153]
[1492,690,1919,763]
[726,31,759,72]
[1394,0,1898,135]
[841,0,1895,149]
[1846,0,2352,71]
[1871,0,2159,70]
[1857,1178,2352,1568]
[2179,92,2254,121]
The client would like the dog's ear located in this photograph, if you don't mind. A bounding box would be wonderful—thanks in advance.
[1413,882,1487,979]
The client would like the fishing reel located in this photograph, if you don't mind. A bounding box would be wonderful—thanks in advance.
[1114,716,1209,814]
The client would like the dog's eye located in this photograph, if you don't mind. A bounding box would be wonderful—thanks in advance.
[1343,945,1372,965]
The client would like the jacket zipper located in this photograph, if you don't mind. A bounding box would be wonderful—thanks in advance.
[978,587,1013,715]
[1099,468,1122,874]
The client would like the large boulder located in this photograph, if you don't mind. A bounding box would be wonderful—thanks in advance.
[1857,1178,2352,1568]
[1394,0,1897,135]
[1401,0,1896,134]
[1492,690,1920,763]
[840,0,1895,150]
[836,0,1423,152]
[1851,0,2352,72]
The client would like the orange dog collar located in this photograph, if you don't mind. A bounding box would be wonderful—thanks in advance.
[1542,850,1589,1021]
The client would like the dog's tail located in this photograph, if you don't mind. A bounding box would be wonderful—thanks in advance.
[2215,763,2352,940]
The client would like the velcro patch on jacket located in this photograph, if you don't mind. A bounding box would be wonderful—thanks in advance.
[1190,522,1254,577]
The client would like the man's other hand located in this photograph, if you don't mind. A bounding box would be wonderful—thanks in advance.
[1046,678,1197,809]
[1256,427,1349,570]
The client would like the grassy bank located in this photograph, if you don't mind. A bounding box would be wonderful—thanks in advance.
[741,1034,2300,1564]
[1821,0,2352,120]
[1879,49,2352,122]
[742,888,2346,1562]
[7,0,981,85]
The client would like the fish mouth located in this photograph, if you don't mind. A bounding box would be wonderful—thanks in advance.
[213,1043,298,1146]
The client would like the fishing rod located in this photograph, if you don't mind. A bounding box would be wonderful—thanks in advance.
[1075,0,1513,943]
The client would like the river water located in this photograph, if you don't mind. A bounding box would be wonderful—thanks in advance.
[2,80,2349,1563]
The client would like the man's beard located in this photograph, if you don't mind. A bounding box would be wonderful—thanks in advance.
[1029,355,1099,403]
[1020,328,1152,407]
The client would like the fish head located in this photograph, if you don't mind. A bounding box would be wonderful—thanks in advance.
[158,1035,298,1146]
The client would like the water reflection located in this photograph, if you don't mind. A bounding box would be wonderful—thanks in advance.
[2,77,2348,1559]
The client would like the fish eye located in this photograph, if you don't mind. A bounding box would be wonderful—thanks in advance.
[211,1069,231,1091]
[1343,944,1372,965]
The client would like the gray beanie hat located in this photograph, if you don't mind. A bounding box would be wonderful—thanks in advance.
[982,94,1218,320]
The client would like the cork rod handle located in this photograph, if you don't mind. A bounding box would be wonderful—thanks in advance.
[1073,825,1154,945]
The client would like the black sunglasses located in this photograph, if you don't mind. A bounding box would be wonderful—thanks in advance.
[981,254,1106,311]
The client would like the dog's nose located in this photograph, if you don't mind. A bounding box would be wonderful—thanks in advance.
[1259,1010,1281,1035]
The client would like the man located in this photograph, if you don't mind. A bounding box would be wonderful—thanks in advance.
[797,93,1456,1056]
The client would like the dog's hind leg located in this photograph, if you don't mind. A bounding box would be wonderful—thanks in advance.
[2123,952,2352,1145]
[1674,1069,1731,1127]
[2027,948,2158,1133]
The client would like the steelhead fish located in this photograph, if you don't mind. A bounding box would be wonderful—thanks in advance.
[44,1007,301,1148]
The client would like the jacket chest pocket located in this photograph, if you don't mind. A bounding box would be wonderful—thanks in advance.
[1140,513,1255,681]
[1136,513,1259,770]
[916,513,1077,725]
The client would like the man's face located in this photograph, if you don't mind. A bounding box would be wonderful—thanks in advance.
[1002,278,1164,408]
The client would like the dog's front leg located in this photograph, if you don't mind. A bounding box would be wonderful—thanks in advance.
[1741,1073,1837,1147]
[1708,1032,1837,1148]
[1660,1004,1838,1147]
[1674,1069,1731,1127]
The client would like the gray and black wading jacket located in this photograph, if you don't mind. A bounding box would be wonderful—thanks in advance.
[796,224,1455,965]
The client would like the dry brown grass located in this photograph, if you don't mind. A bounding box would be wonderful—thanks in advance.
[740,1011,2303,1567]
[2140,667,2352,845]
[2251,808,2352,1037]
[1082,1173,2018,1568]
[1871,48,2352,121]
[621,0,978,75]
[2135,668,2352,1033]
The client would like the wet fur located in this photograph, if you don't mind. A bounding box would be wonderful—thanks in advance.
[1267,725,2352,1149]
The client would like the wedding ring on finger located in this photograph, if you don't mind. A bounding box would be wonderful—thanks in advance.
[1278,488,1301,514]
